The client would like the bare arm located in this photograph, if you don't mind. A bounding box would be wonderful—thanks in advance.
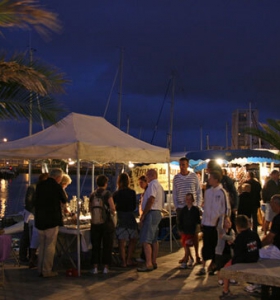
[108,196,116,214]
[172,179,178,209]
[140,196,155,222]
[195,175,202,206]
[262,232,275,247]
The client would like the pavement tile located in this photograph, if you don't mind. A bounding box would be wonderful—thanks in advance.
[0,241,261,300]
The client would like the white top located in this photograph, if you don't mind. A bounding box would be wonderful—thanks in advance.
[201,184,231,230]
[142,178,164,211]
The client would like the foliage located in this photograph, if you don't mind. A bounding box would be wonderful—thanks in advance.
[0,0,68,123]
[244,119,280,152]
[0,0,61,39]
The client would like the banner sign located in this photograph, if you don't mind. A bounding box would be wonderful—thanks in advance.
[131,163,180,194]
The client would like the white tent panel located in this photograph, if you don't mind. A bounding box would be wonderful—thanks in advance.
[0,113,170,163]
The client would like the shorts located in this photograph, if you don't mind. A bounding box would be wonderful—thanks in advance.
[181,234,194,247]
[116,227,138,241]
[265,203,277,222]
[215,254,232,271]
[139,210,162,244]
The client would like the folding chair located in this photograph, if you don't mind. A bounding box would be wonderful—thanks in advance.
[0,235,12,287]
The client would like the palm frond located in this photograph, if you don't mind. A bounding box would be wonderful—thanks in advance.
[0,53,69,96]
[0,82,67,122]
[0,0,61,38]
[244,119,280,150]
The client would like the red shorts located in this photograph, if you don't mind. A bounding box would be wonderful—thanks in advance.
[181,234,194,247]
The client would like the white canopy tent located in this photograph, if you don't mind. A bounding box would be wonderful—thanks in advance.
[0,112,169,162]
[0,112,170,275]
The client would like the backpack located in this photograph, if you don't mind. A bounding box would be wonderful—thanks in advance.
[90,190,108,224]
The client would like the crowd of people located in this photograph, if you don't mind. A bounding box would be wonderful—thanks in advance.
[1,160,280,299]
[173,157,280,300]
[1,167,166,277]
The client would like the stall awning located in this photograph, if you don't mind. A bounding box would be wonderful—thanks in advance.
[185,149,280,171]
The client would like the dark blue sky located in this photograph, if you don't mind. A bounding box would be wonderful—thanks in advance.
[1,0,280,152]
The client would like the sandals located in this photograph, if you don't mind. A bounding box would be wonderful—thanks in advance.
[137,266,153,272]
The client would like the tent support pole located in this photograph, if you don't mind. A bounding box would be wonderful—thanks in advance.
[92,163,95,191]
[167,162,172,252]
[28,160,32,185]
[77,159,81,276]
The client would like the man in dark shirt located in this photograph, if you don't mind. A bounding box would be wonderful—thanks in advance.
[262,170,280,234]
[35,168,67,278]
[260,194,280,299]
[220,215,261,299]
[245,171,262,233]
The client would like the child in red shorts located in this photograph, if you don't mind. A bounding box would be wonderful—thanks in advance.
[178,193,201,269]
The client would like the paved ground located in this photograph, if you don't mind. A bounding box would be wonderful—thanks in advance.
[0,240,261,300]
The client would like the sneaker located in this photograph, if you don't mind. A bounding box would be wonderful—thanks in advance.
[218,279,224,286]
[229,279,238,285]
[179,262,187,269]
[195,267,206,276]
[219,290,233,299]
[208,265,217,275]
[89,268,98,274]
[103,267,109,274]
[195,257,202,265]
[208,269,216,276]
[187,258,194,268]
[245,284,261,293]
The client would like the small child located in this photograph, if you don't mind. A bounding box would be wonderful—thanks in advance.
[178,193,201,269]
[215,215,235,286]
[219,215,261,299]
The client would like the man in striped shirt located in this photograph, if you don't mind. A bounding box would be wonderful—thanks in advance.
[173,157,202,265]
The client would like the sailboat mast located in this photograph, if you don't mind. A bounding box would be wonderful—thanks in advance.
[249,102,252,149]
[167,75,175,151]
[117,47,124,129]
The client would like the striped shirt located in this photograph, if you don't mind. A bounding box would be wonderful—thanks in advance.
[172,172,202,208]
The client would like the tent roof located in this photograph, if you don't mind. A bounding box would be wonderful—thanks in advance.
[0,113,170,163]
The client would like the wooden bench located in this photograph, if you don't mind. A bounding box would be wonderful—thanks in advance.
[220,259,280,288]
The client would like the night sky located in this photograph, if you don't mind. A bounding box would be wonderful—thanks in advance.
[1,0,280,152]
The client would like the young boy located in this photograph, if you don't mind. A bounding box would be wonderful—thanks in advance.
[196,170,231,276]
[215,215,235,286]
[177,193,201,269]
[220,215,262,299]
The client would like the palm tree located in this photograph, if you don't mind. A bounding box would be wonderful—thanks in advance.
[0,0,68,123]
[244,119,280,151]
[0,0,61,38]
